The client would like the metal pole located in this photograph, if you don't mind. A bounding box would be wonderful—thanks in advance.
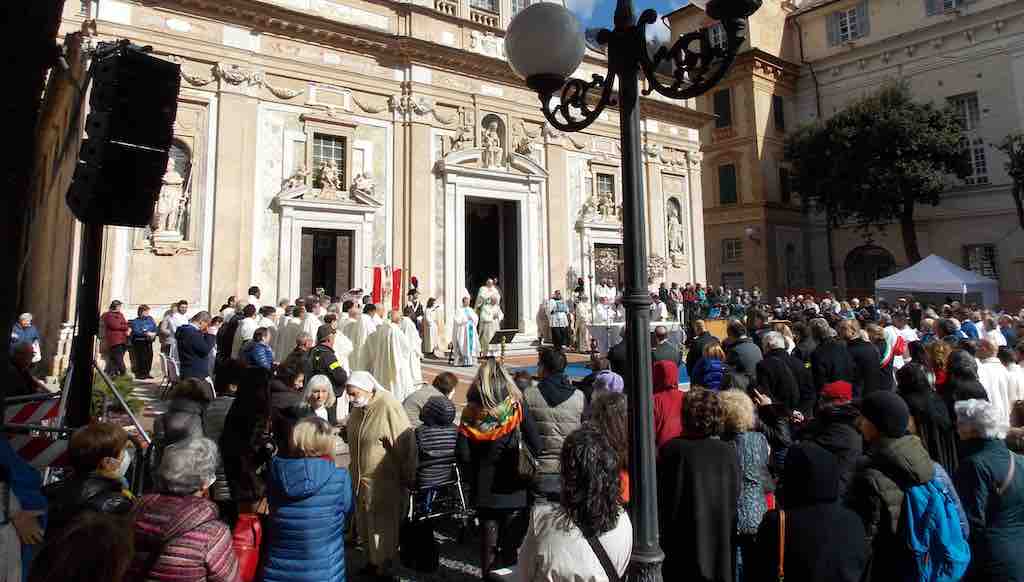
[67,221,104,428]
[611,2,663,579]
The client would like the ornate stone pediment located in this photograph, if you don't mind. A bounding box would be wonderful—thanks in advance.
[433,147,548,180]
[273,181,381,212]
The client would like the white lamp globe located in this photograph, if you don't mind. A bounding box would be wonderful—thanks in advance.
[505,2,586,95]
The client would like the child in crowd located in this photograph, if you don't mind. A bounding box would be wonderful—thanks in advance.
[692,342,725,390]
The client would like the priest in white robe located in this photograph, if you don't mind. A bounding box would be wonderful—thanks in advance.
[474,278,501,310]
[363,311,417,402]
[478,297,504,357]
[399,316,424,384]
[328,314,354,373]
[301,304,323,338]
[345,304,376,372]
[421,298,442,358]
[452,296,480,367]
[574,295,593,352]
[275,307,303,364]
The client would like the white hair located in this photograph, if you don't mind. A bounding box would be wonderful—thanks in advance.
[304,374,337,409]
[18,313,32,322]
[158,437,219,495]
[956,398,1009,440]
[762,331,786,351]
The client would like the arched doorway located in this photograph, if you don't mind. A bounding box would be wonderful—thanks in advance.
[844,245,896,297]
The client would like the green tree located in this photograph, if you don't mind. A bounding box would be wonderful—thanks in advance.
[786,83,969,263]
[996,133,1024,230]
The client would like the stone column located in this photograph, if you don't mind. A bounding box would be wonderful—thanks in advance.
[210,85,259,308]
[687,151,707,285]
[644,147,665,261]
[402,120,435,294]
[545,137,571,294]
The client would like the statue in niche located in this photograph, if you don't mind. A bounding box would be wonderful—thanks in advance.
[153,157,187,240]
[668,203,686,267]
[318,160,343,196]
[481,120,504,169]
[282,165,309,190]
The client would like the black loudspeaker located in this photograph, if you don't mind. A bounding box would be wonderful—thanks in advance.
[67,40,180,227]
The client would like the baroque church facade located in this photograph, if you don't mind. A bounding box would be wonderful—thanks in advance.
[55,0,710,342]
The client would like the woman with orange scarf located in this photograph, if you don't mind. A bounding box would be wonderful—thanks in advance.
[456,359,541,579]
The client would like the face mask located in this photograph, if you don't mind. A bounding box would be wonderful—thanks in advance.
[350,395,370,408]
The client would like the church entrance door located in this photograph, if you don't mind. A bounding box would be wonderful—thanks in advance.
[465,197,520,330]
[300,228,353,298]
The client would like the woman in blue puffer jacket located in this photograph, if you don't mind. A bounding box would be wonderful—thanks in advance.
[262,416,353,582]
[692,342,726,390]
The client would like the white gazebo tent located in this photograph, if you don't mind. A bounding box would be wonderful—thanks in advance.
[874,254,999,306]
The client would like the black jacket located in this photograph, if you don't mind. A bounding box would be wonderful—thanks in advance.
[792,337,817,368]
[685,331,716,377]
[608,340,628,377]
[658,437,740,582]
[456,390,541,510]
[846,338,881,398]
[175,324,216,380]
[752,442,868,582]
[652,341,682,367]
[726,336,763,376]
[899,387,958,473]
[810,339,855,397]
[798,403,863,497]
[305,344,348,394]
[755,348,806,412]
[43,474,133,540]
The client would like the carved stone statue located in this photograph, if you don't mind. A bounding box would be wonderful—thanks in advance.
[282,165,309,190]
[579,195,600,221]
[481,121,504,169]
[350,172,379,205]
[668,205,686,267]
[319,160,343,193]
[448,124,473,152]
[596,191,618,221]
[153,157,186,240]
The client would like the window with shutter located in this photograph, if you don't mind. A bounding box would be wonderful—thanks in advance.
[779,168,792,204]
[772,95,785,130]
[829,2,869,44]
[722,240,744,263]
[963,244,998,279]
[719,164,738,205]
[826,12,840,46]
[714,89,732,128]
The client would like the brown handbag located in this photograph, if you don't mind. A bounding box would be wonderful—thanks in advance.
[777,510,786,582]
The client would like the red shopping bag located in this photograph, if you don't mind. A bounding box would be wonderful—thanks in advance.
[232,513,262,582]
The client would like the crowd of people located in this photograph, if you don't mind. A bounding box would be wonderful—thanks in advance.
[4,283,1024,582]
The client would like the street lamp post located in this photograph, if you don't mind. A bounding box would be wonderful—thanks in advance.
[506,0,760,580]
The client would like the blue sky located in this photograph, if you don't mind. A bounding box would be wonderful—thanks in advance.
[565,0,687,42]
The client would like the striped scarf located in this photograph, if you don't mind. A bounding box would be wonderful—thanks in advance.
[458,396,522,442]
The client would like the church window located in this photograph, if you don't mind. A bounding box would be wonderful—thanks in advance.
[312,133,347,189]
[826,2,869,46]
[713,89,732,128]
[772,94,786,131]
[718,164,738,205]
[779,167,792,204]
[723,238,743,263]
[708,23,725,49]
[596,173,615,200]
[470,0,498,12]
[511,0,534,15]
[948,93,987,185]
[963,244,998,279]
